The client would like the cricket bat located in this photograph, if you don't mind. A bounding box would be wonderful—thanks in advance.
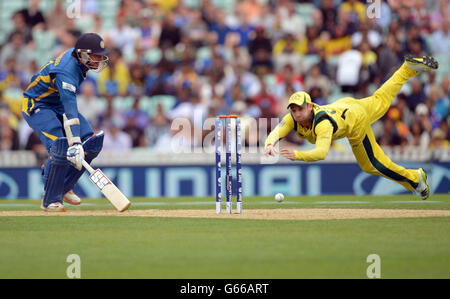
[82,160,131,212]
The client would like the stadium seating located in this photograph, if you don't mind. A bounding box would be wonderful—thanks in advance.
[295,3,315,26]
[145,48,163,66]
[139,95,177,117]
[302,54,320,73]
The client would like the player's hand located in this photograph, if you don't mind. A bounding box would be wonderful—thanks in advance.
[264,145,278,156]
[280,149,296,161]
[67,143,85,171]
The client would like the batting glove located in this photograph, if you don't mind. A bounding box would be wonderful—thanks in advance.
[67,143,85,171]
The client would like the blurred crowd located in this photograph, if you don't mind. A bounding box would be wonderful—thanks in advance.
[0,0,449,160]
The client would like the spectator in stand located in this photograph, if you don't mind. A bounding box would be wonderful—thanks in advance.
[396,93,415,127]
[97,94,127,131]
[0,58,28,90]
[309,86,327,106]
[428,84,449,122]
[429,18,450,55]
[144,103,171,147]
[146,50,175,96]
[173,60,199,92]
[336,47,362,93]
[25,131,48,165]
[316,48,333,77]
[149,0,178,16]
[351,19,382,50]
[16,0,45,31]
[0,108,19,150]
[339,0,366,25]
[247,26,273,72]
[232,65,261,100]
[77,81,104,126]
[304,64,331,98]
[102,119,133,151]
[46,0,69,33]
[169,86,208,131]
[118,0,145,27]
[51,29,78,58]
[128,63,146,97]
[97,48,131,96]
[248,25,272,56]
[209,10,233,46]
[320,0,338,35]
[159,11,182,49]
[429,126,448,149]
[277,0,306,36]
[9,12,33,44]
[374,0,392,30]
[423,97,441,131]
[406,120,430,150]
[258,3,276,32]
[125,97,150,131]
[430,0,449,32]
[273,33,305,74]
[378,117,403,146]
[404,25,428,55]
[407,78,426,111]
[377,33,402,81]
[233,14,256,48]
[107,14,140,60]
[123,115,146,148]
[396,5,415,40]
[0,32,32,71]
[181,9,208,48]
[358,41,378,94]
[305,22,322,55]
[236,0,264,25]
[410,0,432,33]
[415,103,432,136]
[224,35,251,69]
[274,63,303,102]
[251,76,279,119]
[136,9,158,51]
[81,0,99,16]
[64,17,82,40]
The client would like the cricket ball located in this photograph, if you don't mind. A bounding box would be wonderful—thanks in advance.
[274,193,284,202]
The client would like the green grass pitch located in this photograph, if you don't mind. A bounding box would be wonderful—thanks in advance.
[0,194,449,279]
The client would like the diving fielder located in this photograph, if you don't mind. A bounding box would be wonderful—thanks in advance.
[22,33,109,211]
[265,55,439,199]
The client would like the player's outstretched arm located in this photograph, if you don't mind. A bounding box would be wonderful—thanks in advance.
[264,113,294,156]
[285,121,333,162]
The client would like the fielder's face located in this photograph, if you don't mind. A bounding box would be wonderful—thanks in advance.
[290,104,312,127]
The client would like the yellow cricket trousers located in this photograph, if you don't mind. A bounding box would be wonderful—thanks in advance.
[347,64,420,191]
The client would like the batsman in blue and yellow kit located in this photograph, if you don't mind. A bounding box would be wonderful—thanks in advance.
[265,56,439,199]
[22,33,109,212]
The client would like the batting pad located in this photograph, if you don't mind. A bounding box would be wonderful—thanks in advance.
[42,138,70,207]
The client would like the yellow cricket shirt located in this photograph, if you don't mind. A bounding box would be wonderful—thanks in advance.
[265,100,360,161]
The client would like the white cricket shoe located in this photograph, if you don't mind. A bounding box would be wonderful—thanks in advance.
[41,201,67,212]
[63,190,82,205]
[416,168,430,200]
[404,55,439,72]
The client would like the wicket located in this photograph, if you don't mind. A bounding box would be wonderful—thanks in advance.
[215,115,242,214]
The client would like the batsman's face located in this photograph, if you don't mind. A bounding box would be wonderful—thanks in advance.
[88,54,105,68]
[290,104,312,126]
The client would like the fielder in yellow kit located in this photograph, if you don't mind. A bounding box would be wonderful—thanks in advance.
[264,55,439,199]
